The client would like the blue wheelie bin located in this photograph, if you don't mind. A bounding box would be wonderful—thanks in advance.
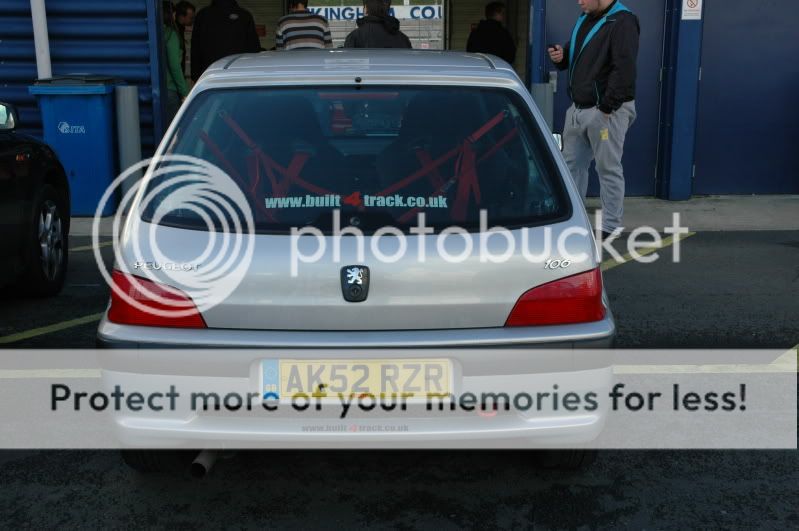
[29,76,120,216]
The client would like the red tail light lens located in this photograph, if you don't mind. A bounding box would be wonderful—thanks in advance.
[505,268,605,327]
[108,270,206,328]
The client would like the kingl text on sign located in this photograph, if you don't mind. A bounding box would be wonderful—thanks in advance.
[309,4,443,21]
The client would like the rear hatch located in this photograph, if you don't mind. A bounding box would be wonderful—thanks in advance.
[129,85,591,331]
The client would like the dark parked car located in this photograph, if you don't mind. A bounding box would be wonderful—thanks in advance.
[0,101,70,296]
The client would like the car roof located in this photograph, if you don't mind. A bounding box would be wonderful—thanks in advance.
[198,49,520,85]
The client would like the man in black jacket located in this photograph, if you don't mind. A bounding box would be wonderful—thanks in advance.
[344,0,412,49]
[466,2,516,65]
[190,0,261,81]
[549,0,639,238]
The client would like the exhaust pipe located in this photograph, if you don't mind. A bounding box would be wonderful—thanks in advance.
[190,450,218,478]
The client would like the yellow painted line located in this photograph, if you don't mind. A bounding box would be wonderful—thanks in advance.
[601,232,696,272]
[615,346,799,374]
[0,369,101,379]
[69,240,112,252]
[0,312,104,345]
[0,241,113,344]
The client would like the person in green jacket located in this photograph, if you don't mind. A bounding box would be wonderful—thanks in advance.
[163,1,189,125]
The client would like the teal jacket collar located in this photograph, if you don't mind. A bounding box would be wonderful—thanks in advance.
[568,1,631,83]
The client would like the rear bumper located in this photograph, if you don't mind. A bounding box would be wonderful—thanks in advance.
[96,315,614,447]
[102,367,612,448]
[98,320,615,376]
[97,313,615,375]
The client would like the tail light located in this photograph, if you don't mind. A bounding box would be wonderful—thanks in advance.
[505,268,605,327]
[108,270,206,328]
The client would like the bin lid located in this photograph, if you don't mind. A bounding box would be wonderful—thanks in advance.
[29,76,121,95]
[34,75,121,85]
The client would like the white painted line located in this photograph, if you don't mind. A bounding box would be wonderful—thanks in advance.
[615,346,798,374]
[0,369,101,379]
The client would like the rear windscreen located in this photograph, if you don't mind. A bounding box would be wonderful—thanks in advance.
[143,86,569,233]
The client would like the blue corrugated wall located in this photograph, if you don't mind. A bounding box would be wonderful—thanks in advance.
[0,0,158,153]
[692,0,799,194]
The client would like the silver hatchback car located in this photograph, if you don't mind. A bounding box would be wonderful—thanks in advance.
[98,50,614,471]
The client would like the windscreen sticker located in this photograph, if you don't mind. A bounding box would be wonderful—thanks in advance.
[264,193,448,209]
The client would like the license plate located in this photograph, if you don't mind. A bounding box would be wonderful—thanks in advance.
[261,359,452,400]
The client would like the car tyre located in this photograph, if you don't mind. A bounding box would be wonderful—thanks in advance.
[120,450,198,474]
[533,449,597,470]
[21,184,69,297]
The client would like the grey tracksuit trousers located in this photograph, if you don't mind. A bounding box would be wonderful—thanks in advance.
[562,101,636,233]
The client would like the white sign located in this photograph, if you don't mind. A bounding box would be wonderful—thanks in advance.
[682,0,703,20]
[309,5,442,21]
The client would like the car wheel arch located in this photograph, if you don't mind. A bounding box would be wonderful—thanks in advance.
[42,164,70,224]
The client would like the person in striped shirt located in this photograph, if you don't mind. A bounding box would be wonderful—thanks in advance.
[276,1,333,50]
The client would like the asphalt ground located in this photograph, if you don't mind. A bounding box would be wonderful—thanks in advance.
[0,231,797,528]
